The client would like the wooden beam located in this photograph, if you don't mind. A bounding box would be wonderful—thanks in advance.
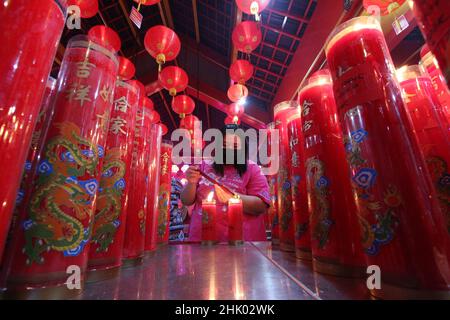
[162,0,175,30]
[118,0,142,48]
[192,0,201,44]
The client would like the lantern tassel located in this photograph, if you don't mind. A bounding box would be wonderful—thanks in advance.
[137,0,142,12]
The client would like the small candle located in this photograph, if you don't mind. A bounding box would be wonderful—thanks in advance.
[202,191,217,245]
[228,195,244,245]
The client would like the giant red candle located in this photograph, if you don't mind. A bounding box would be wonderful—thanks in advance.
[273,102,297,252]
[298,70,365,276]
[0,0,67,264]
[266,123,279,246]
[144,124,162,253]
[412,0,450,84]
[228,196,244,245]
[286,108,311,261]
[2,35,118,298]
[326,16,450,298]
[420,47,450,123]
[156,141,173,245]
[122,102,154,265]
[202,191,218,245]
[397,65,450,234]
[87,79,140,280]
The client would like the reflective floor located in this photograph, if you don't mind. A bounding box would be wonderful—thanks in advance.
[79,242,371,300]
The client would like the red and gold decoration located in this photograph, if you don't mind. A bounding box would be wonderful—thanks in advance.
[171,95,195,119]
[412,0,450,85]
[273,101,298,252]
[0,0,67,265]
[157,141,173,245]
[298,70,365,275]
[144,25,181,71]
[397,65,450,234]
[68,0,99,18]
[229,59,254,84]
[232,21,262,54]
[225,115,241,125]
[236,0,270,21]
[159,66,189,97]
[117,56,136,81]
[227,83,249,103]
[88,79,140,280]
[144,125,163,253]
[88,25,122,53]
[122,93,155,265]
[142,96,155,111]
[363,0,406,15]
[267,122,279,246]
[286,108,311,260]
[326,16,450,298]
[2,34,118,296]
[201,191,218,245]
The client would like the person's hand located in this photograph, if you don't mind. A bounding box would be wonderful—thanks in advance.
[214,185,234,204]
[185,166,201,185]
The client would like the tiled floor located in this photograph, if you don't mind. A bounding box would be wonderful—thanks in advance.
[79,242,371,300]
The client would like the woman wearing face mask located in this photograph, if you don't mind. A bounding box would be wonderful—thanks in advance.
[180,124,271,242]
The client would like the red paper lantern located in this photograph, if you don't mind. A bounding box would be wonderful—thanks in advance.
[232,21,262,53]
[88,25,121,53]
[118,56,135,80]
[363,0,407,16]
[180,114,200,132]
[227,83,249,103]
[133,0,160,6]
[159,123,168,135]
[142,97,154,111]
[236,0,270,21]
[172,95,195,118]
[144,25,181,71]
[227,103,245,117]
[229,59,254,84]
[225,115,241,125]
[150,110,160,124]
[68,0,98,18]
[159,66,189,96]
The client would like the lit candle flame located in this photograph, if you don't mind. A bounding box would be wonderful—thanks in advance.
[207,191,214,202]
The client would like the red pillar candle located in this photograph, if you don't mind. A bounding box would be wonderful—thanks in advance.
[87,79,140,279]
[122,103,154,265]
[420,47,450,123]
[0,0,67,263]
[157,140,173,245]
[397,65,450,234]
[273,102,297,252]
[298,70,365,276]
[144,124,162,253]
[412,0,450,84]
[325,16,450,298]
[286,108,311,261]
[201,191,218,245]
[228,196,244,245]
[267,123,279,246]
[2,35,118,297]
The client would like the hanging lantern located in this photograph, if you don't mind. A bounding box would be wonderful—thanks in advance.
[118,56,136,80]
[142,97,154,111]
[159,123,168,135]
[227,103,245,117]
[229,59,254,84]
[133,0,161,12]
[225,115,241,125]
[172,95,195,118]
[227,83,249,103]
[159,66,189,96]
[232,21,262,54]
[68,0,99,18]
[236,0,270,21]
[180,114,200,134]
[150,110,160,124]
[88,25,121,53]
[363,0,407,16]
[144,25,181,71]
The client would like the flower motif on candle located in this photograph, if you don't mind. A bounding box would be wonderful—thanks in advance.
[351,128,368,144]
[66,83,92,106]
[37,160,53,175]
[352,168,377,190]
[343,136,366,167]
[383,184,402,208]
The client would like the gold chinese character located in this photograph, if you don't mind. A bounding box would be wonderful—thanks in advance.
[109,116,127,135]
[114,96,130,113]
[76,59,95,78]
[303,120,313,132]
[66,83,92,106]
[100,85,112,102]
[97,109,110,135]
